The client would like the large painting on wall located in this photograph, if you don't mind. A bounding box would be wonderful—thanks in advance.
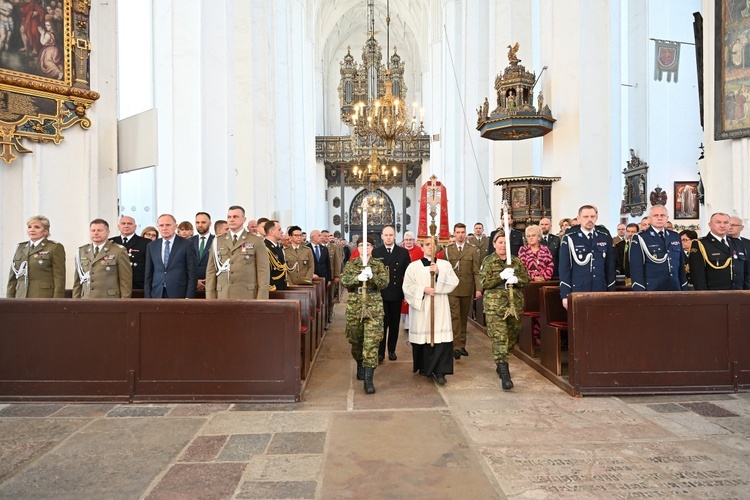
[715,0,750,140]
[0,0,98,163]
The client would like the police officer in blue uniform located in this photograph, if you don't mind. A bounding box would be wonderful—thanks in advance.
[629,205,687,291]
[689,212,750,290]
[558,205,616,309]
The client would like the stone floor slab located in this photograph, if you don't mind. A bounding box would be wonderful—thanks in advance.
[179,435,228,462]
[53,404,116,418]
[0,417,203,499]
[267,432,325,455]
[480,439,750,499]
[321,410,500,499]
[243,455,323,481]
[0,418,90,482]
[107,406,172,418]
[146,463,246,500]
[168,403,231,417]
[647,403,691,414]
[0,404,66,417]
[681,402,740,418]
[236,480,317,499]
[201,412,274,434]
[218,434,272,461]
[267,412,330,433]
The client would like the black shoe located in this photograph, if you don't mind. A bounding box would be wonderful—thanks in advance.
[378,354,384,364]
[388,352,397,361]
[459,348,469,356]
[356,360,365,381]
[453,349,462,360]
[433,373,447,385]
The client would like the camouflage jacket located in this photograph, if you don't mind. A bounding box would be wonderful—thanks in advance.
[341,256,389,319]
[480,253,530,311]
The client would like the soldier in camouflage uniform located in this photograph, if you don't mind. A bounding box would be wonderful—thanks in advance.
[341,235,389,394]
[480,230,530,390]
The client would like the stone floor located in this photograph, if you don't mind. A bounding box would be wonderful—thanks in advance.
[2,301,750,499]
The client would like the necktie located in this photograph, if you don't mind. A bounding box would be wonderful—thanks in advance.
[233,234,238,245]
[658,231,665,241]
[458,246,463,252]
[163,240,171,267]
[123,237,128,245]
[315,245,320,260]
[199,236,206,259]
[587,233,593,243]
[721,238,728,249]
[94,246,99,257]
[387,247,391,254]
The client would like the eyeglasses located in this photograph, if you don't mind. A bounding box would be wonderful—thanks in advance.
[730,224,743,227]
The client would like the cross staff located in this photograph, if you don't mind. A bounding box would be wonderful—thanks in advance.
[425,175,441,346]
[360,195,369,320]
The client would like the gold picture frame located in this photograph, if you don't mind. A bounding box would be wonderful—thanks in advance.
[0,0,99,164]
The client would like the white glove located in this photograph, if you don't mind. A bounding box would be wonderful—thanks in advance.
[506,275,519,285]
[364,266,373,279]
[357,270,369,281]
[500,267,515,280]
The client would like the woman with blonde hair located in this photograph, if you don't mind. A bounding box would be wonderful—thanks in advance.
[141,226,158,241]
[7,215,66,298]
[558,218,572,237]
[518,224,554,347]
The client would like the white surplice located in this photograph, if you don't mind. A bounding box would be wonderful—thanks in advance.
[402,259,459,345]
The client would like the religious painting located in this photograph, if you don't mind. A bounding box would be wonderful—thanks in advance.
[0,0,98,163]
[715,0,750,140]
[511,187,526,209]
[674,181,699,219]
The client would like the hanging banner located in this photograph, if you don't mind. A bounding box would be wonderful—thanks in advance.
[654,39,681,83]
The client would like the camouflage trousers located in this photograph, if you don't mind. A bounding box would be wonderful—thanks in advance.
[486,312,521,363]
[345,315,384,368]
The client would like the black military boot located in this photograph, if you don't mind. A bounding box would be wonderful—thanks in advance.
[496,362,514,390]
[363,367,376,394]
[356,360,365,381]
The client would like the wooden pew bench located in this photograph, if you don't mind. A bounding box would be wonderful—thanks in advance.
[271,288,314,381]
[540,286,568,376]
[518,280,559,358]
[569,290,750,396]
[0,299,302,402]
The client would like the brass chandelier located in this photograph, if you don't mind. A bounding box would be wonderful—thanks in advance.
[350,151,400,188]
[339,0,425,153]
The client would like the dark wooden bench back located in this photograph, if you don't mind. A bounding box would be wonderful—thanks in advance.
[523,280,559,314]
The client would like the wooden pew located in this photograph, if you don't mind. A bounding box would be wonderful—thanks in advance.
[539,286,568,376]
[518,280,559,357]
[313,278,326,346]
[569,291,750,396]
[270,289,313,381]
[0,299,302,402]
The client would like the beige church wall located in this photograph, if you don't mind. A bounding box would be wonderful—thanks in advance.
[0,2,119,298]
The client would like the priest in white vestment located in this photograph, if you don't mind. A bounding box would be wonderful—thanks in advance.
[402,238,459,384]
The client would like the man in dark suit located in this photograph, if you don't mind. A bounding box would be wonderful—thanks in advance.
[614,223,638,278]
[310,229,332,326]
[690,212,750,290]
[109,216,149,289]
[371,225,411,362]
[487,214,524,257]
[191,211,214,292]
[144,214,197,298]
[539,217,561,277]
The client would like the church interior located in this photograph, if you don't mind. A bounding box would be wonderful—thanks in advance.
[2,0,750,498]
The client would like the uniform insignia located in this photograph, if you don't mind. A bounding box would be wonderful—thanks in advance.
[106,266,111,271]
[38,250,50,255]
[597,242,607,246]
[38,260,44,265]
